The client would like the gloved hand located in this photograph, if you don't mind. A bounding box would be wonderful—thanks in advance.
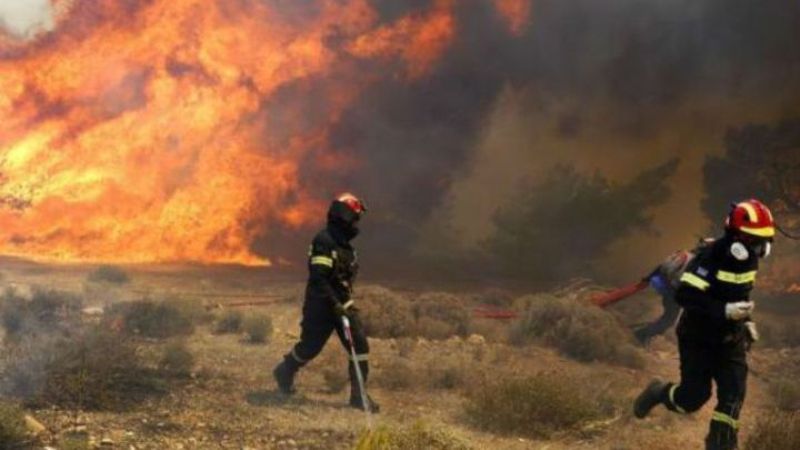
[745,321,759,343]
[334,301,355,317]
[725,301,754,321]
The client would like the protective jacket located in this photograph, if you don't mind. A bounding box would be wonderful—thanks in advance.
[675,236,758,343]
[306,223,359,311]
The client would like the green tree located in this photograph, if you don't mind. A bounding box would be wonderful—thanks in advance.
[703,120,800,232]
[487,159,678,285]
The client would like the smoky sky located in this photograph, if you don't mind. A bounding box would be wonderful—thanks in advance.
[276,0,800,274]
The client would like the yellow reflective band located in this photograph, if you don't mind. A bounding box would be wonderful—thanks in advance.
[681,272,710,291]
[712,411,739,430]
[310,256,334,267]
[717,270,757,284]
[349,353,369,362]
[740,225,775,238]
[739,202,759,223]
[669,384,687,414]
[342,300,355,310]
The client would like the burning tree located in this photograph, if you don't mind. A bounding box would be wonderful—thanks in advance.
[487,159,678,285]
[703,119,800,232]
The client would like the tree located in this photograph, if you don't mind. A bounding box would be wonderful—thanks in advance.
[487,159,679,285]
[703,120,800,232]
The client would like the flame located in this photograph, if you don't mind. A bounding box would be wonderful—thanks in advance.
[494,0,532,35]
[0,0,523,266]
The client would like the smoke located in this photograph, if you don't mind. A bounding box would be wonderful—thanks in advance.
[1,0,799,279]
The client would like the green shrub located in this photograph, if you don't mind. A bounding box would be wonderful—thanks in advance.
[510,294,645,368]
[111,300,194,339]
[464,374,604,439]
[243,314,273,344]
[356,421,470,450]
[0,402,33,449]
[215,310,243,334]
[770,378,800,412]
[87,265,130,284]
[159,341,195,377]
[745,411,800,450]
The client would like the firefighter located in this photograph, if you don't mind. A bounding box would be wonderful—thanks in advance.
[272,193,379,412]
[633,199,775,450]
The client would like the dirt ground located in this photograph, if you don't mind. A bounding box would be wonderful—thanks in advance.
[0,258,791,449]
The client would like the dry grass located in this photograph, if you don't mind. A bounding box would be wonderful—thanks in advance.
[159,341,195,378]
[464,373,606,439]
[745,411,800,450]
[510,294,645,368]
[769,378,800,412]
[215,310,244,334]
[356,421,471,450]
[0,401,34,449]
[243,313,273,344]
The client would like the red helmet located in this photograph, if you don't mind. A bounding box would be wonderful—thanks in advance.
[328,192,367,227]
[336,193,367,215]
[726,199,775,238]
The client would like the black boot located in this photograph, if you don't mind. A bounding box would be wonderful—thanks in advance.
[634,379,668,418]
[348,360,379,413]
[273,354,301,395]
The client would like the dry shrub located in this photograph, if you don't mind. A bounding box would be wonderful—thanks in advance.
[243,313,273,344]
[745,411,800,450]
[170,297,215,325]
[33,327,162,410]
[159,341,195,377]
[376,360,416,391]
[412,293,472,339]
[427,358,469,390]
[356,421,470,450]
[111,300,194,339]
[0,401,33,449]
[770,378,800,412]
[357,286,471,340]
[510,294,645,368]
[1,287,82,340]
[215,310,243,334]
[357,286,416,338]
[464,373,604,439]
[87,265,130,284]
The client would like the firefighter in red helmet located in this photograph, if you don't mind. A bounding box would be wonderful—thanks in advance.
[634,199,775,450]
[273,193,379,412]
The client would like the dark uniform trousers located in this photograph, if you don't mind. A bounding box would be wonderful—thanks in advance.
[286,299,370,390]
[665,334,747,450]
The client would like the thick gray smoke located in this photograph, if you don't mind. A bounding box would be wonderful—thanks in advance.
[316,0,800,281]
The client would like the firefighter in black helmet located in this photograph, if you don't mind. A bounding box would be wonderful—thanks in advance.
[634,199,776,450]
[273,193,379,412]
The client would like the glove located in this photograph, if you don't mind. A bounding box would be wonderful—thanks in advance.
[745,321,759,343]
[725,301,754,321]
[334,300,355,317]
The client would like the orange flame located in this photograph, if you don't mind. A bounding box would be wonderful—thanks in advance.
[494,0,532,36]
[0,0,523,266]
